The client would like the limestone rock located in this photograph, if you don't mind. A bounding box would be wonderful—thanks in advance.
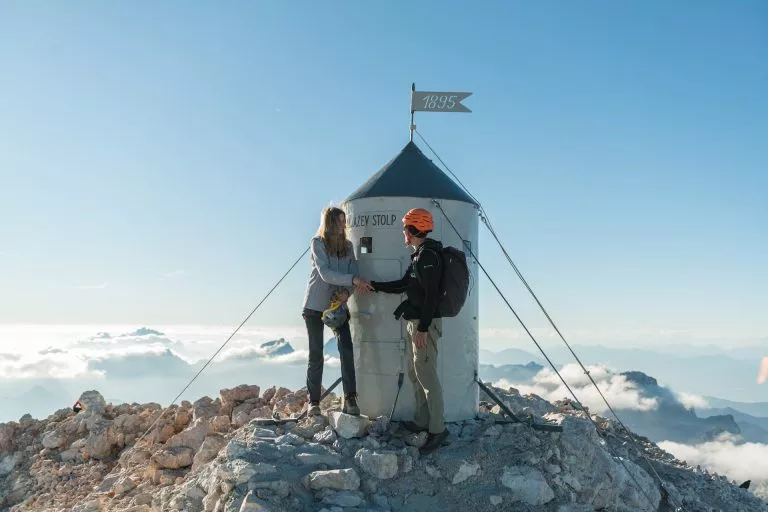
[483,424,503,438]
[225,439,250,461]
[296,451,342,466]
[174,408,192,431]
[232,402,256,418]
[270,387,292,405]
[452,460,481,484]
[167,418,208,451]
[72,500,100,512]
[399,453,414,474]
[232,410,252,428]
[329,412,369,439]
[86,419,118,459]
[208,415,231,434]
[322,490,364,507]
[501,465,555,506]
[261,386,277,404]
[150,467,185,485]
[0,424,15,453]
[425,464,442,479]
[193,397,221,421]
[275,433,304,445]
[221,385,261,404]
[372,494,389,509]
[78,390,107,414]
[239,490,270,511]
[354,448,398,480]
[248,405,275,421]
[305,468,361,491]
[273,390,307,417]
[0,453,20,477]
[133,493,153,506]
[193,434,227,470]
[405,431,428,448]
[218,459,276,485]
[41,430,63,449]
[313,427,337,445]
[60,447,81,463]
[292,416,327,439]
[248,478,292,499]
[152,446,195,469]
[113,476,137,496]
[253,427,277,438]
[369,416,390,435]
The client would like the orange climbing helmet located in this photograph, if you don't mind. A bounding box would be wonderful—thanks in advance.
[402,208,433,234]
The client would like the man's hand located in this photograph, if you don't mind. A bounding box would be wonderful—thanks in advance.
[412,330,428,350]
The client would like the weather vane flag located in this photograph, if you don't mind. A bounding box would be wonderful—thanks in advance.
[409,83,472,140]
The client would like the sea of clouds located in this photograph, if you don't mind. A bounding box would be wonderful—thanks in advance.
[0,325,337,422]
[659,434,768,498]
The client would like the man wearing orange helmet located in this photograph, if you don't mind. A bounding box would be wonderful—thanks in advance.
[371,207,449,454]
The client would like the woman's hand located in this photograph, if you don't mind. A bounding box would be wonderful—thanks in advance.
[352,276,374,294]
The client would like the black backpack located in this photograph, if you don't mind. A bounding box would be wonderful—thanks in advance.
[416,245,470,317]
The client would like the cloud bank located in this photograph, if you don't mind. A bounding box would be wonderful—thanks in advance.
[675,391,710,410]
[659,433,768,492]
[493,363,659,414]
[0,325,341,422]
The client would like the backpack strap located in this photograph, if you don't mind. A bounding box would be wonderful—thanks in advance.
[413,246,442,283]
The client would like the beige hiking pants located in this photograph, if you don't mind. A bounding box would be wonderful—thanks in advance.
[406,319,445,434]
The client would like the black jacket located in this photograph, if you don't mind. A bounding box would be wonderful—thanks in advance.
[372,238,443,332]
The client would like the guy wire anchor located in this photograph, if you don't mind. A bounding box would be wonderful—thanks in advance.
[474,371,563,433]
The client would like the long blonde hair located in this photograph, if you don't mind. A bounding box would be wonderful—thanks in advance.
[316,206,349,258]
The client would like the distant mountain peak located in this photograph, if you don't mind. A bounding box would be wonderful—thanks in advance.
[621,371,659,388]
[258,338,294,357]
[124,327,165,337]
[323,338,339,357]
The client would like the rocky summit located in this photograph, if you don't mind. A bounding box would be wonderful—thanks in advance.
[1,383,765,512]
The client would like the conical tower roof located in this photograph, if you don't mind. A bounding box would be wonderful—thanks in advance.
[346,141,477,204]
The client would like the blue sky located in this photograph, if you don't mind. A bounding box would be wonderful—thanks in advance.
[0,2,765,345]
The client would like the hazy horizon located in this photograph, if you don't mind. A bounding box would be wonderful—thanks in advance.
[1,323,765,405]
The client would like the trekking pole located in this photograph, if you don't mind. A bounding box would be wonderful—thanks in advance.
[389,372,405,419]
[388,333,408,421]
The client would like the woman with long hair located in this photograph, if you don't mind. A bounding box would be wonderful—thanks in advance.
[303,206,372,416]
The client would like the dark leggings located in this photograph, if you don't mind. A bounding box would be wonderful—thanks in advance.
[303,308,357,403]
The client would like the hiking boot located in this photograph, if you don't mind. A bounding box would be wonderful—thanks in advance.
[307,402,321,417]
[342,393,360,416]
[401,420,428,433]
[419,429,449,455]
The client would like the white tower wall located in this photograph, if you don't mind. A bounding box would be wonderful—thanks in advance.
[345,197,479,422]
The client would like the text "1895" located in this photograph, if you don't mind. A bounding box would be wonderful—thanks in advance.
[422,95,458,110]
